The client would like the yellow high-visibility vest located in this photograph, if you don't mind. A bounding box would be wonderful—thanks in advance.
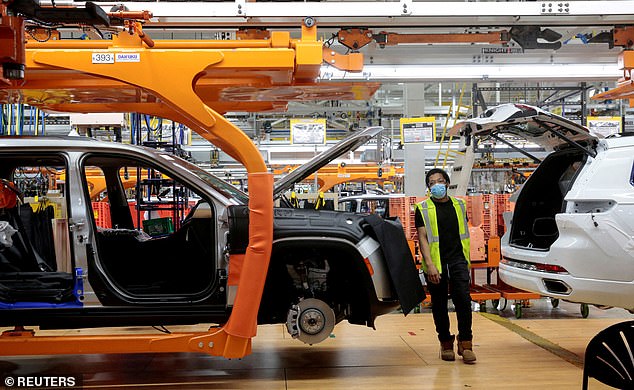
[415,197,470,274]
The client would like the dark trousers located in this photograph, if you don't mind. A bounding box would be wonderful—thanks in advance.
[425,259,472,342]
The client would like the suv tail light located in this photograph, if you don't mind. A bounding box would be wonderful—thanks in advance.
[534,263,568,274]
[501,257,569,274]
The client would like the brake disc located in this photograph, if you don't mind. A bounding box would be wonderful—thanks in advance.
[286,298,335,345]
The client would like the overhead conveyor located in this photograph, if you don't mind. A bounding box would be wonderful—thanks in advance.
[92,1,634,28]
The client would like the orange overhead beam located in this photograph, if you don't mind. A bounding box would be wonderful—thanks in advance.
[374,30,510,46]
[11,35,379,112]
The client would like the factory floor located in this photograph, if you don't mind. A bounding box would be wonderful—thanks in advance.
[0,299,629,389]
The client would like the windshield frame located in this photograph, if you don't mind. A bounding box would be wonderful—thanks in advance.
[189,168,249,204]
[156,152,249,204]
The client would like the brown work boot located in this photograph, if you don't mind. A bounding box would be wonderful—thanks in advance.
[439,335,455,361]
[458,340,477,364]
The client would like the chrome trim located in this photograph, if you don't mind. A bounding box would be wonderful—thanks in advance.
[542,278,572,295]
[501,257,569,274]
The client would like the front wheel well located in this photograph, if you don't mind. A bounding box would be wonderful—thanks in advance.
[257,239,374,325]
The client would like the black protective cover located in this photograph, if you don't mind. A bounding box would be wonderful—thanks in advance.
[363,214,426,315]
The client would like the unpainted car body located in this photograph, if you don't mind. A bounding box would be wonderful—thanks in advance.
[0,128,423,344]
[453,103,634,311]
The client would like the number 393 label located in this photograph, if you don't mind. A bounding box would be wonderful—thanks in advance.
[92,53,114,64]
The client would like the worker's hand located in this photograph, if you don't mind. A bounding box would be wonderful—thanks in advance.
[426,264,441,284]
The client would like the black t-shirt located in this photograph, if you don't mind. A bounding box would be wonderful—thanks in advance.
[415,198,465,263]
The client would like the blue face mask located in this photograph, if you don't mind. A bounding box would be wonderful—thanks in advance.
[430,183,447,199]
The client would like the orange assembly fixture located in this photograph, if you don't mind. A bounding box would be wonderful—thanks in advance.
[273,164,403,192]
[0,11,374,359]
[311,164,402,192]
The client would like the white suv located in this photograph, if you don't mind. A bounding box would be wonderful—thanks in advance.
[453,103,634,311]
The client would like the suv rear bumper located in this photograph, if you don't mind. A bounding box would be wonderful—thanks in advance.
[499,263,634,310]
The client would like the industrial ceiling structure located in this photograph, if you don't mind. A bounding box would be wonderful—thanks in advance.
[3,1,633,166]
[95,0,629,75]
[91,1,630,115]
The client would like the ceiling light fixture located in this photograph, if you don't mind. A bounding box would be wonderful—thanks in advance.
[320,63,621,82]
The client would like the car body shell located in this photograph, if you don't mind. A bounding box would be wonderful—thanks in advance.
[0,132,422,335]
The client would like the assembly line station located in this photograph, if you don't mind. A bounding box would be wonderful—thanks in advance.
[1,1,634,389]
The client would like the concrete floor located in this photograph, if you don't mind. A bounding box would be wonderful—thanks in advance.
[0,299,630,389]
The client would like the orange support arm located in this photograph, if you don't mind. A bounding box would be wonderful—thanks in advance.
[322,47,364,72]
[0,173,269,359]
[107,10,153,21]
[303,165,401,192]
[0,26,283,358]
[591,28,634,106]
[224,173,274,341]
[28,33,266,172]
[592,51,634,108]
